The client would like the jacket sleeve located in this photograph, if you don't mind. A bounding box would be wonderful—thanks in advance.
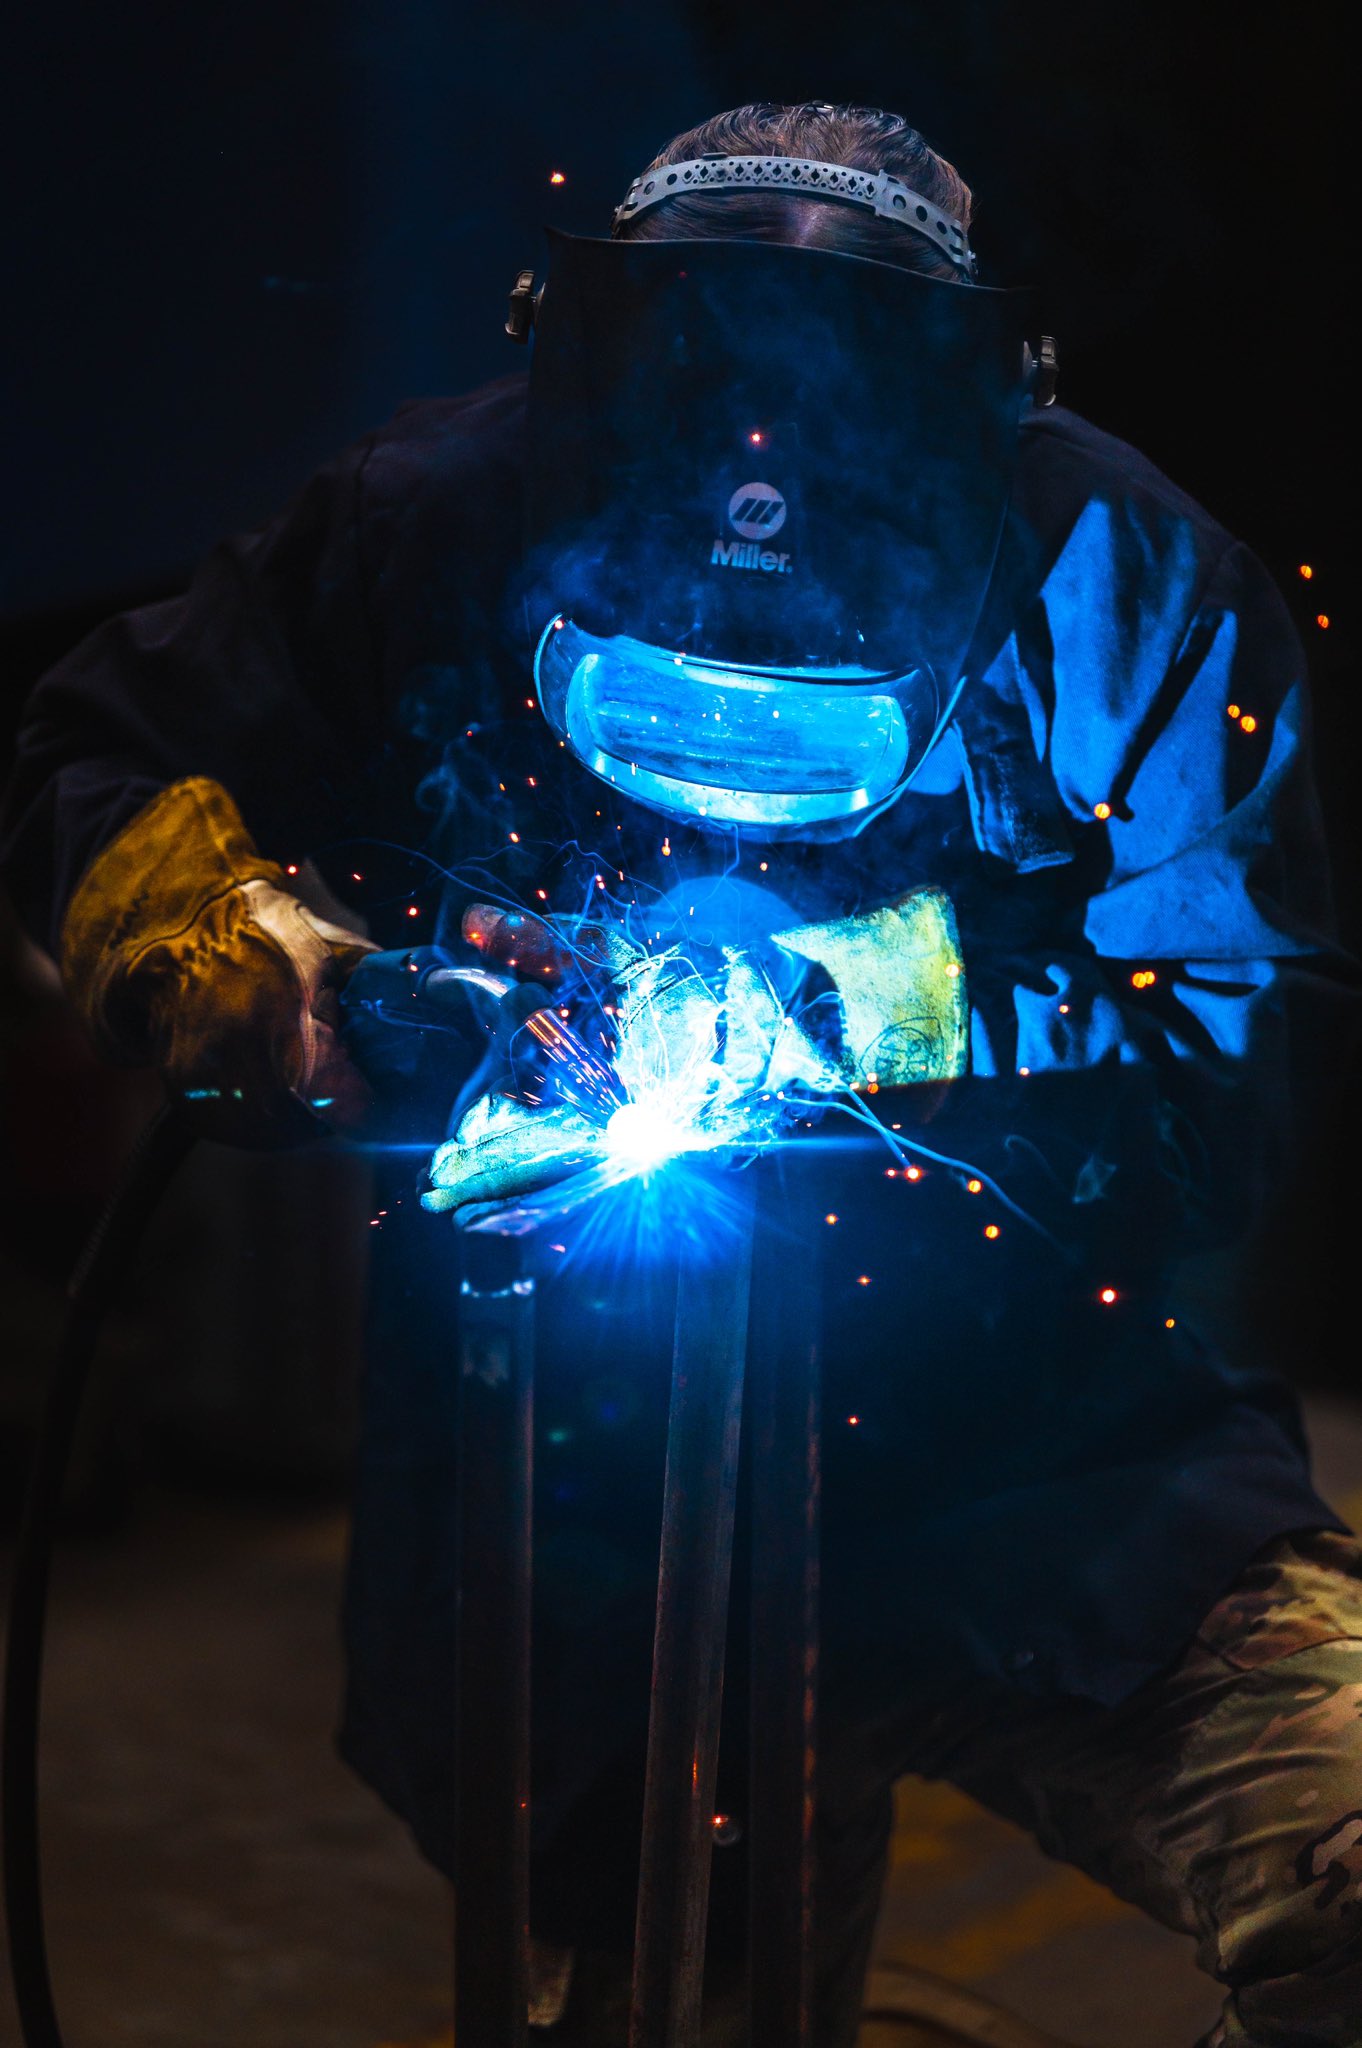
[948,538,1356,1261]
[0,434,384,957]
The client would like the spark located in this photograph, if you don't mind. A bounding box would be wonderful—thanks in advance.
[1227,703,1241,719]
[966,1178,982,1194]
[1099,1286,1119,1304]
[407,906,420,918]
[1315,615,1330,630]
[1239,714,1257,733]
[856,1275,872,1286]
[1093,801,1112,820]
[1165,1316,1176,1328]
[549,170,566,185]
[984,1223,1001,1239]
[1300,564,1314,580]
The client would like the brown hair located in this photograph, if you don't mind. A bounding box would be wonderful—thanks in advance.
[611,102,973,281]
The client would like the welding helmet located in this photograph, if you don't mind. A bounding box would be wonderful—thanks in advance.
[517,171,1039,841]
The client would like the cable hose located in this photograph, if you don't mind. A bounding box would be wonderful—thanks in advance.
[3,1107,194,2048]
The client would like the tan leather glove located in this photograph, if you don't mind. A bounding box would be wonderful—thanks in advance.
[60,777,376,1144]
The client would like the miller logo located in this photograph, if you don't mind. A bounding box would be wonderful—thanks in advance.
[727,482,787,539]
[711,480,793,575]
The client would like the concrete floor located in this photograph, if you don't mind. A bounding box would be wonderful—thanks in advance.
[3,1395,1361,2048]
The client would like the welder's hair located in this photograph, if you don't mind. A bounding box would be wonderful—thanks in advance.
[611,102,973,280]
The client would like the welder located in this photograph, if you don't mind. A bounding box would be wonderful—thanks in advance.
[3,101,1360,2048]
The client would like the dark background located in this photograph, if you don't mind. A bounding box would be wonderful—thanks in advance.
[1,1,1353,1501]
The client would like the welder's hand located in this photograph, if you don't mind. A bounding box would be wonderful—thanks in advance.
[772,888,970,1090]
[462,900,835,1101]
[462,901,631,995]
[420,1092,602,1216]
[717,947,839,1095]
[60,777,377,1145]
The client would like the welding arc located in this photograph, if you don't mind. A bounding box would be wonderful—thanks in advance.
[2,1106,195,2048]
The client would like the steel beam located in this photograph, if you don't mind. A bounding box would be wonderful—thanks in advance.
[747,1152,821,2047]
[454,1230,535,2048]
[629,1171,757,2048]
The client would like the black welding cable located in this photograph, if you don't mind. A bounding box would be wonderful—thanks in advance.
[2,1106,195,2048]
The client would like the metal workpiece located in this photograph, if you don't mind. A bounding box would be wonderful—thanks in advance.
[454,1231,536,2048]
[629,1169,758,2048]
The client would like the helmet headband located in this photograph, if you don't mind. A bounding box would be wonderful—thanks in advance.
[613,154,977,279]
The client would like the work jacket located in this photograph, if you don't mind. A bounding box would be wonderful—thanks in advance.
[1,375,1350,1881]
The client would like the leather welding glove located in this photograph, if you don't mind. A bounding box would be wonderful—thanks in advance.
[60,776,377,1144]
[772,887,969,1090]
[421,1092,604,1217]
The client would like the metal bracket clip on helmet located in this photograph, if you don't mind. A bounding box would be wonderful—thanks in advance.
[1025,333,1059,407]
[505,268,542,343]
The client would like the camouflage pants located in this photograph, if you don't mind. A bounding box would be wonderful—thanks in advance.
[820,1529,1362,2048]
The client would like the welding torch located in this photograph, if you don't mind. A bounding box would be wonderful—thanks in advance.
[339,944,627,1123]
